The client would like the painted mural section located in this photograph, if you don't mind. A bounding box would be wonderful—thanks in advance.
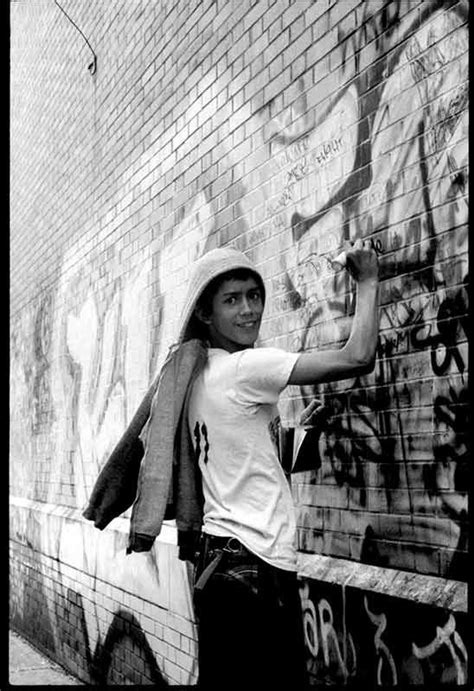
[239,0,469,579]
[298,567,468,686]
[10,0,468,686]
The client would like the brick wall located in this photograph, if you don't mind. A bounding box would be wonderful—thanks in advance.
[10,0,468,685]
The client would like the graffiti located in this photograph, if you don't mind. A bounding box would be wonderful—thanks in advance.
[98,610,168,685]
[13,570,168,685]
[412,283,468,377]
[10,0,469,684]
[412,615,468,685]
[10,186,212,682]
[58,590,168,686]
[253,0,469,579]
[299,577,468,687]
[269,135,345,218]
[407,13,469,163]
[338,0,402,74]
[364,596,398,685]
[10,498,198,685]
[299,582,356,683]
[9,291,54,449]
[49,256,152,508]
[31,292,54,434]
[300,582,319,657]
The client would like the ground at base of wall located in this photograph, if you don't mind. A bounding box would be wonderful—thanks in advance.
[9,629,85,686]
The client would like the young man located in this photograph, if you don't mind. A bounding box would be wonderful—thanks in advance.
[182,240,379,689]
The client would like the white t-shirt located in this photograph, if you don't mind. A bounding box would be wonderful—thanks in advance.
[188,347,300,571]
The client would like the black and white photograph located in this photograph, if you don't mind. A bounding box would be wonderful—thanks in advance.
[10,1,469,688]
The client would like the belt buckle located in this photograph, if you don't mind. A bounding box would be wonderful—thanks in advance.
[224,537,241,553]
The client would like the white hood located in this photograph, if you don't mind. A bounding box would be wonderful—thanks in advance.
[176,246,265,344]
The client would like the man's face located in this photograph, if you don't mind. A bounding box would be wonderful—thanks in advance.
[204,277,264,352]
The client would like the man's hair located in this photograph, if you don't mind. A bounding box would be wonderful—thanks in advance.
[196,268,265,319]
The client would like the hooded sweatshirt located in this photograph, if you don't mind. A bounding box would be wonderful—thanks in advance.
[83,246,266,559]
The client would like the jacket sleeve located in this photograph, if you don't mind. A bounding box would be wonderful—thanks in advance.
[82,375,160,529]
[82,436,144,529]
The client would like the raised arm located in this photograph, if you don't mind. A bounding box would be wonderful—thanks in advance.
[288,239,379,386]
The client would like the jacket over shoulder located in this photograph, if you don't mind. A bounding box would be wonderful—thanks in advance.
[83,339,207,555]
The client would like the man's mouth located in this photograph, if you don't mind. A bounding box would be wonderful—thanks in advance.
[238,320,258,329]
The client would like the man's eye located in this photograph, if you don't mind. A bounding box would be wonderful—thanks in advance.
[250,292,261,301]
[225,296,237,304]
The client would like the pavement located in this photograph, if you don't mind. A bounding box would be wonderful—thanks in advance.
[9,630,85,686]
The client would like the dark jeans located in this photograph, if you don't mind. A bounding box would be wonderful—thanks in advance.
[193,534,308,689]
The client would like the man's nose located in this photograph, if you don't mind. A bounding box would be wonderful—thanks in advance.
[240,297,253,313]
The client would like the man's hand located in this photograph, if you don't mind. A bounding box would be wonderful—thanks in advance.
[344,238,379,283]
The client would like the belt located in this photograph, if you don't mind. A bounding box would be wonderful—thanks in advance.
[194,535,248,593]
[203,535,246,553]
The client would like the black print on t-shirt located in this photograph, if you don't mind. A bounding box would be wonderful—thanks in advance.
[194,421,210,464]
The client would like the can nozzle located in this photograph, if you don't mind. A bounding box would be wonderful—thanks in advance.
[331,250,347,271]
